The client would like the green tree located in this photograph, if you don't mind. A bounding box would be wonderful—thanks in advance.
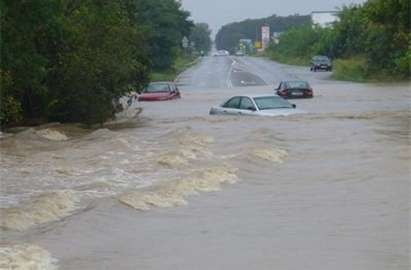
[0,0,152,126]
[47,0,151,124]
[189,23,212,54]
[1,0,62,121]
[131,0,193,70]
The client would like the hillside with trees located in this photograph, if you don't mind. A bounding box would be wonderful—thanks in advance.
[0,0,199,127]
[215,14,311,52]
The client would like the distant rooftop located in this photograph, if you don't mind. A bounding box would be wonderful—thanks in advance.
[311,11,339,28]
[311,11,339,14]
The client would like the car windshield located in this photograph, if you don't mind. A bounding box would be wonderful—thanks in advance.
[285,81,309,89]
[253,96,293,110]
[144,83,170,93]
[313,56,329,62]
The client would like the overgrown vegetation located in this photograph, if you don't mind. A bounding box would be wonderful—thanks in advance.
[0,0,208,127]
[332,58,368,82]
[265,24,328,65]
[215,14,310,53]
[150,52,199,82]
[266,0,410,81]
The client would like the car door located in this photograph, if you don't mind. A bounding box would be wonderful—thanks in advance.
[221,97,241,115]
[239,97,257,115]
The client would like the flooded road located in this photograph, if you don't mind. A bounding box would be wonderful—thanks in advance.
[1,56,410,269]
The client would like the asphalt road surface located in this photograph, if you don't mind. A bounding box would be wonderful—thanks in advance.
[176,55,335,89]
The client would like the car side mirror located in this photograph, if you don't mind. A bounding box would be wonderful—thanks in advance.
[292,104,296,108]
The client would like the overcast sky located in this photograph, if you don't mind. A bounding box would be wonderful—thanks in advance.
[180,0,366,35]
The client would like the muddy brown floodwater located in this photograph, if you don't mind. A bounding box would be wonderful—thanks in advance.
[0,57,410,270]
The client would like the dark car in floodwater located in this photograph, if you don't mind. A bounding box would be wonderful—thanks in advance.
[276,80,314,99]
[138,82,181,102]
[310,55,332,72]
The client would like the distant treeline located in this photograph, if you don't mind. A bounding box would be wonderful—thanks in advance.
[0,0,212,127]
[266,0,410,81]
[215,14,311,52]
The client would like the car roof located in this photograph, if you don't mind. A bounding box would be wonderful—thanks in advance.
[313,55,329,59]
[220,94,285,107]
[281,80,309,83]
[149,81,174,85]
[229,94,282,99]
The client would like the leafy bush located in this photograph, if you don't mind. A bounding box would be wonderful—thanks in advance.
[0,71,22,128]
[332,58,368,82]
[0,0,194,127]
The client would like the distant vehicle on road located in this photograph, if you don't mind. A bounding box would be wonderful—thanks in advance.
[138,82,181,102]
[276,80,314,99]
[235,51,244,56]
[209,95,303,117]
[310,55,332,71]
[213,50,230,57]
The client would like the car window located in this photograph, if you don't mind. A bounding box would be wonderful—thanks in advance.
[313,56,329,62]
[285,81,309,89]
[223,97,241,109]
[254,96,293,110]
[145,83,170,93]
[240,97,256,110]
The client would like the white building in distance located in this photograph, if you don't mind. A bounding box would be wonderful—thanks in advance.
[311,11,339,28]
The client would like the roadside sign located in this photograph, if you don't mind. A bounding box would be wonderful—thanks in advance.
[182,36,189,48]
[261,25,270,49]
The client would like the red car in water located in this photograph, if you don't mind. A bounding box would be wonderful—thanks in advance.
[275,80,314,99]
[138,82,181,102]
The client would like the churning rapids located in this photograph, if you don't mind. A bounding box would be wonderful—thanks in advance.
[0,56,410,270]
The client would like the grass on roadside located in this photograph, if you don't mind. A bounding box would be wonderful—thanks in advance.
[150,54,199,82]
[332,57,368,82]
[264,51,310,66]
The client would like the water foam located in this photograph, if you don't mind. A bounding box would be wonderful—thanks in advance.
[0,244,58,270]
[119,167,238,210]
[163,128,214,146]
[0,190,79,231]
[157,130,214,167]
[253,148,288,163]
[157,152,190,167]
[35,129,68,141]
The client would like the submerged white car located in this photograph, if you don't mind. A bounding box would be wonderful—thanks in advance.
[209,95,304,116]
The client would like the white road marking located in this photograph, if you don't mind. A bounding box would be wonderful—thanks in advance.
[226,57,236,88]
